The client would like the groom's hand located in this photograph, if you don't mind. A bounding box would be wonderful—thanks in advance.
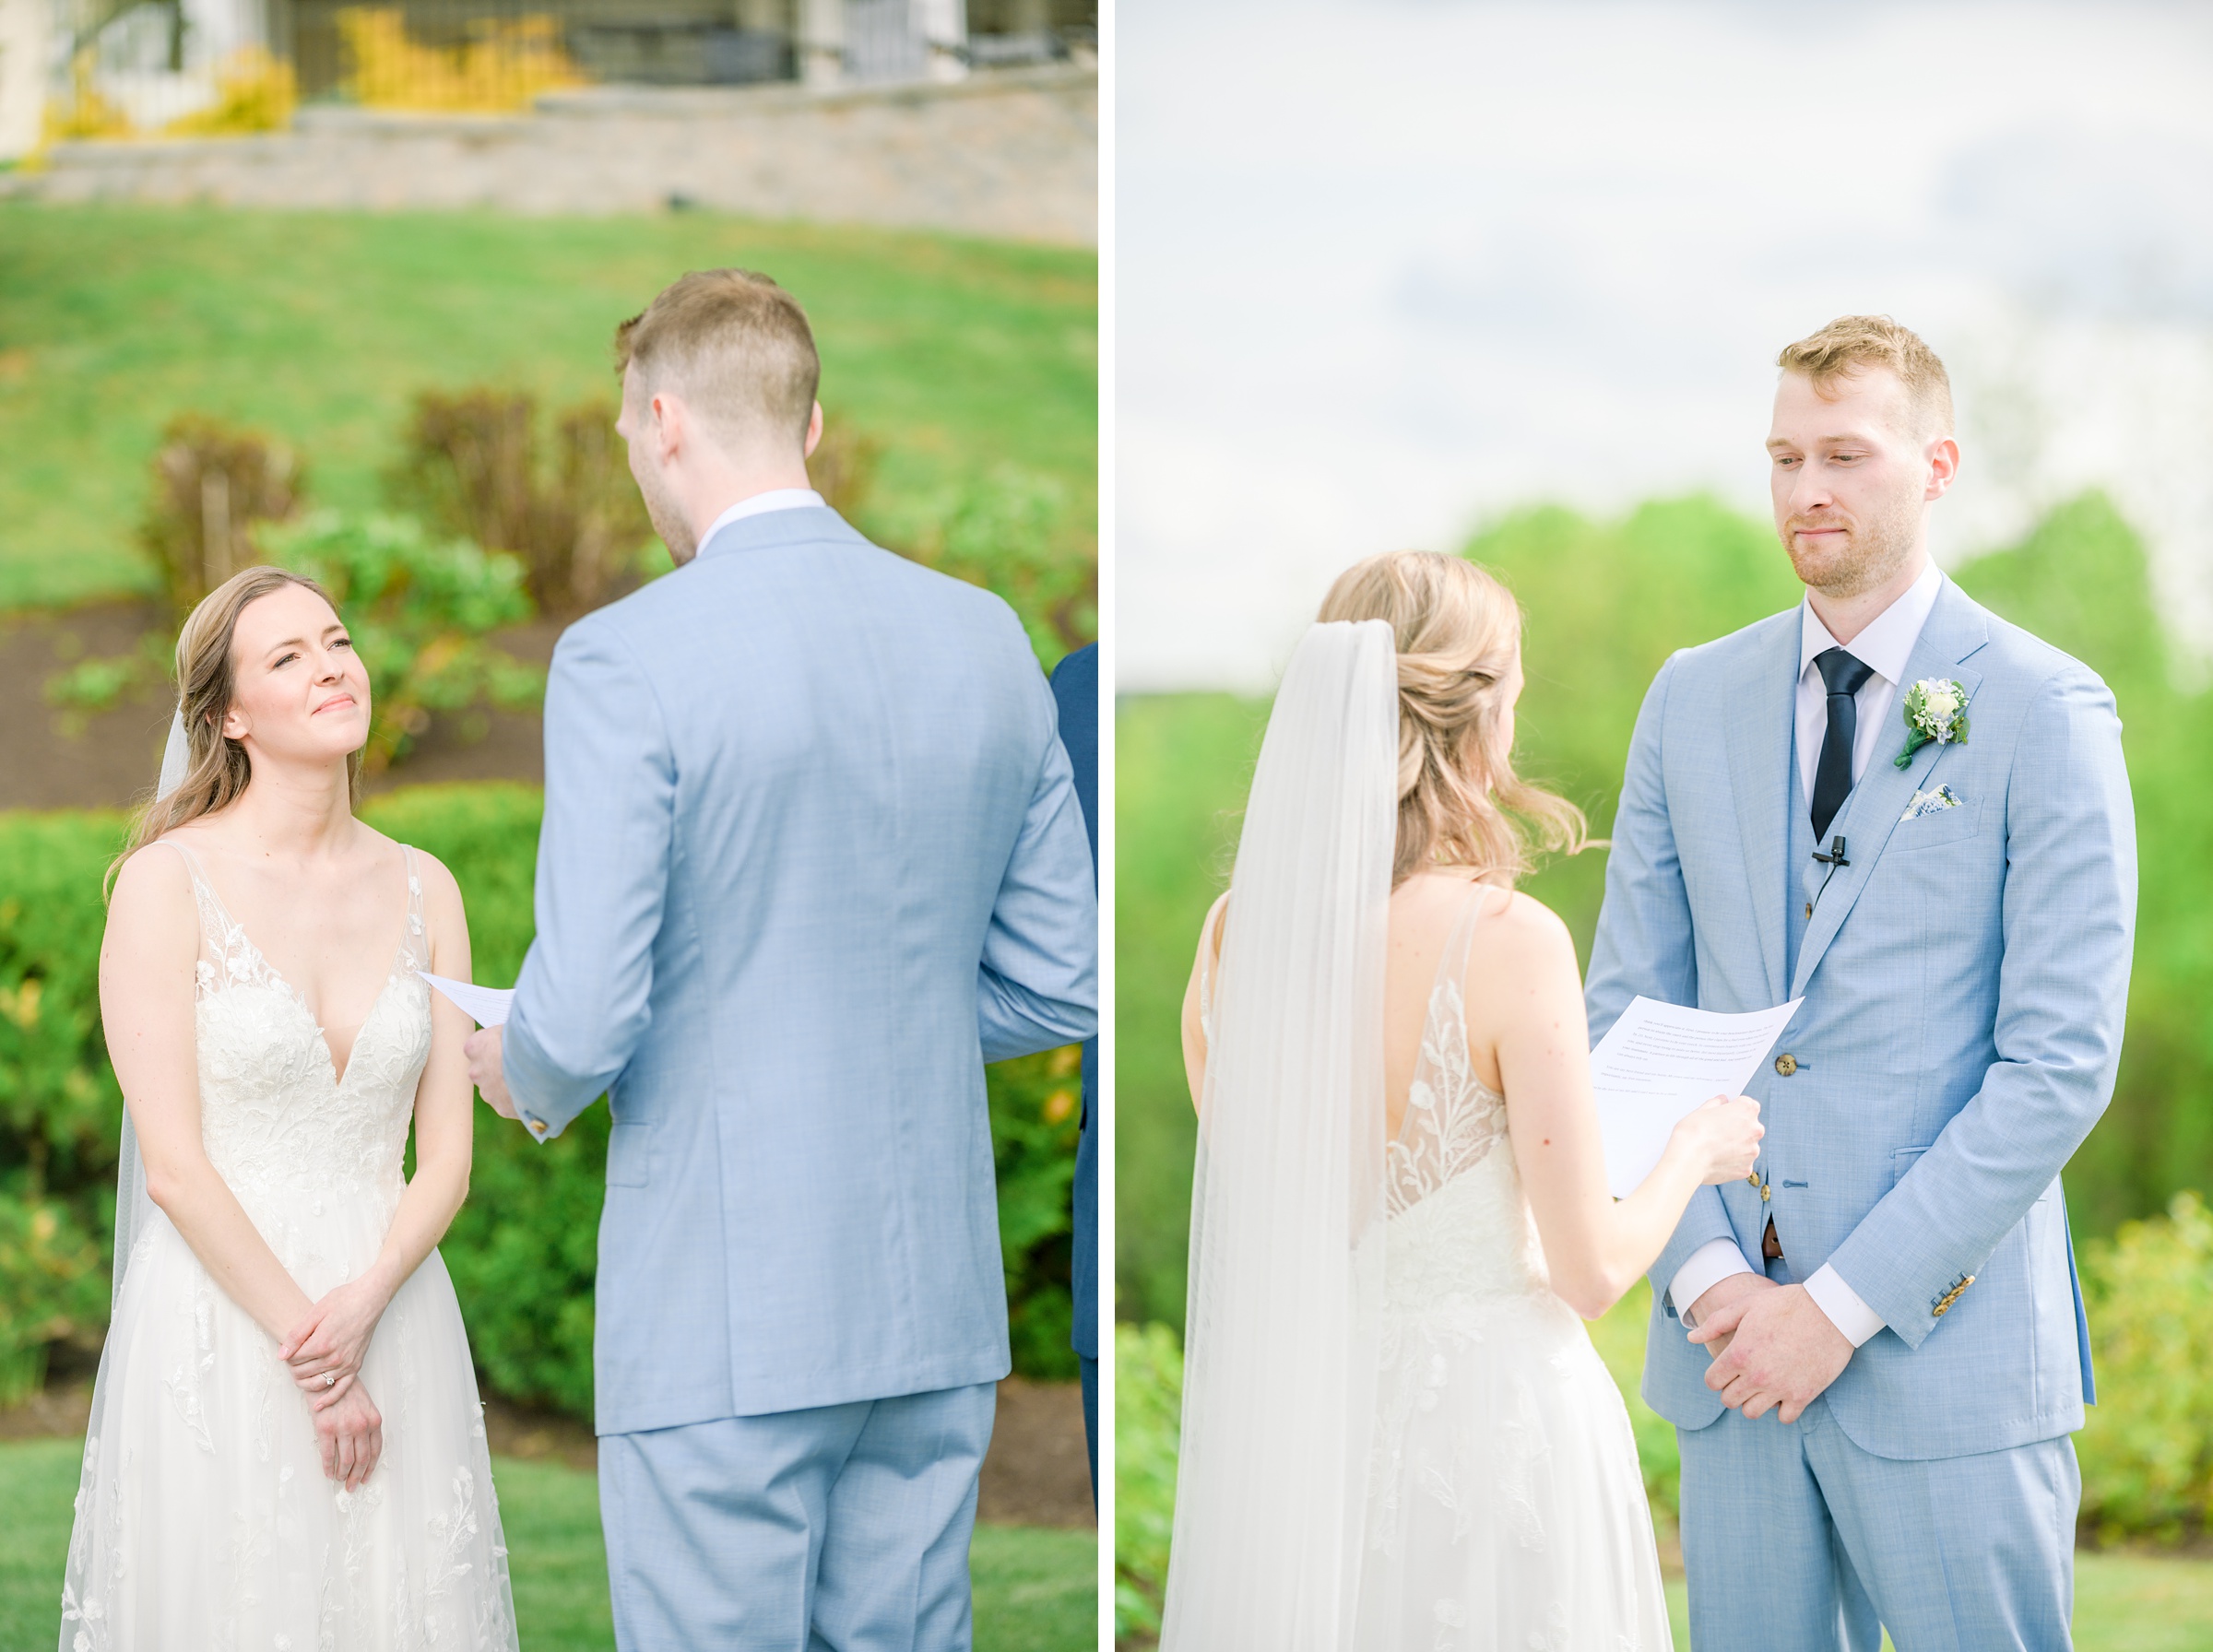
[465,1026,517,1119]
[1691,1282,1852,1423]
[1682,1272,1777,1358]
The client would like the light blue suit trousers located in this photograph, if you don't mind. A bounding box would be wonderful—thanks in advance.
[1587,576,2135,1651]
[600,1383,996,1652]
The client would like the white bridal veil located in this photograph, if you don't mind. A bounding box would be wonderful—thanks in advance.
[1159,620,1399,1650]
[109,706,192,1304]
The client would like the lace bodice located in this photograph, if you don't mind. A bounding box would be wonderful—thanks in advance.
[166,840,433,1229]
[1380,885,1551,1312]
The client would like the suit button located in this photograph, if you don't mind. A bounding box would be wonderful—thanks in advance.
[1774,1054,1798,1077]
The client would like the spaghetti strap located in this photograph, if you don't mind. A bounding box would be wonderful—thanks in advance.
[398,844,427,972]
[1431,878,1495,1004]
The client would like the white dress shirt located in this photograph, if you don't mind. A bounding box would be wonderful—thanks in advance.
[698,487,826,554]
[1669,559,1944,1349]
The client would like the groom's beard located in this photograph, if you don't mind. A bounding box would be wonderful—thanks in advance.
[1782,490,1921,600]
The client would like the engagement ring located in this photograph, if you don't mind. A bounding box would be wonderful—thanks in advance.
[325,1374,336,1387]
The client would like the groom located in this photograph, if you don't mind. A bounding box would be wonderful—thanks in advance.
[466,270,1098,1650]
[1587,315,2135,1650]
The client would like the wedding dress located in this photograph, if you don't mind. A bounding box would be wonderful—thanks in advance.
[1159,620,1670,1652]
[1356,886,1672,1650]
[59,841,519,1651]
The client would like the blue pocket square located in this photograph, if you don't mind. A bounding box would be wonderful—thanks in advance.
[1901,785,1964,821]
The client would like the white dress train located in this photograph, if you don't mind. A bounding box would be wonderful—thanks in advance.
[1355,890,1673,1651]
[59,842,519,1652]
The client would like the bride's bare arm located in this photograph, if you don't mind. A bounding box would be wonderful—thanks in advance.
[280,852,477,1407]
[1180,892,1231,1115]
[1479,893,1762,1319]
[101,847,320,1344]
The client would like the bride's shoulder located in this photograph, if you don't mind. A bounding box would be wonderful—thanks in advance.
[106,837,198,936]
[1470,886,1577,974]
[386,838,464,910]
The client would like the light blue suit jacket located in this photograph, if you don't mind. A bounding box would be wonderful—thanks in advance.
[503,505,1099,1435]
[1586,575,2135,1461]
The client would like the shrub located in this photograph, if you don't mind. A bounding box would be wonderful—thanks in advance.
[389,388,649,619]
[882,466,1097,667]
[163,47,299,136]
[41,53,132,144]
[1114,1321,1182,1642]
[337,8,585,113]
[808,425,883,524]
[142,414,306,620]
[2077,1192,2213,1543]
[261,510,545,771]
[988,1043,1085,1382]
[47,414,305,715]
[0,787,1083,1422]
[0,814,136,1397]
[0,1197,106,1405]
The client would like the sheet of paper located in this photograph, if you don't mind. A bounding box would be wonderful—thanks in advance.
[1591,995,1803,1198]
[420,972,515,1028]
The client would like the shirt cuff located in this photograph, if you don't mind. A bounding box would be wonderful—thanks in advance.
[1670,1239,1756,1328]
[1805,1262,1886,1347]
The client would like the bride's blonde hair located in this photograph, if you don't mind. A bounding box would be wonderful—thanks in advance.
[1318,550,1587,889]
[111,566,361,892]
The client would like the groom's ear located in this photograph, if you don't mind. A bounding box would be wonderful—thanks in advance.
[803,401,823,460]
[1923,433,1960,502]
[647,389,688,466]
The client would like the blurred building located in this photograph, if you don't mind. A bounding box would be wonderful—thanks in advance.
[0,0,1096,155]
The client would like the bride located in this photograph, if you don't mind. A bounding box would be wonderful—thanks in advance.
[60,566,518,1650]
[1162,551,1763,1650]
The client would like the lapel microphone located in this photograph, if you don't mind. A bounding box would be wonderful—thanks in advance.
[1807,834,1850,918]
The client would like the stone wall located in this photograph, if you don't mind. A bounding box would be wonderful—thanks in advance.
[2,64,1095,246]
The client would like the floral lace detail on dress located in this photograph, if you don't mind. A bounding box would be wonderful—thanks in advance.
[1385,890,1509,1218]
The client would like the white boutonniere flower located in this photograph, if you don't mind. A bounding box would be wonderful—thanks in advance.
[1894,678,1970,769]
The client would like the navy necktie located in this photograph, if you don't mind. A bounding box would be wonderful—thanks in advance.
[1811,647,1875,843]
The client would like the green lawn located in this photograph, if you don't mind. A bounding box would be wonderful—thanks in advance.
[0,1437,1095,1650]
[0,205,1097,609]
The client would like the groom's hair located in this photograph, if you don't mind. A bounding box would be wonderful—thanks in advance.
[1778,314,1954,440]
[616,269,821,450]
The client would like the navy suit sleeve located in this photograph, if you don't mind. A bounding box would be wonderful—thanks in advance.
[1050,643,1100,1363]
[1049,643,1099,872]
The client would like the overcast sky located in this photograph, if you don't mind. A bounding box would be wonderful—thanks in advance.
[1118,0,2213,690]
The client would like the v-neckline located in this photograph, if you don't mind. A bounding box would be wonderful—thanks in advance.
[255,941,409,1089]
[180,844,416,1089]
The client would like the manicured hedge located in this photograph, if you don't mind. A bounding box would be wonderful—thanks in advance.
[0,783,1082,1417]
